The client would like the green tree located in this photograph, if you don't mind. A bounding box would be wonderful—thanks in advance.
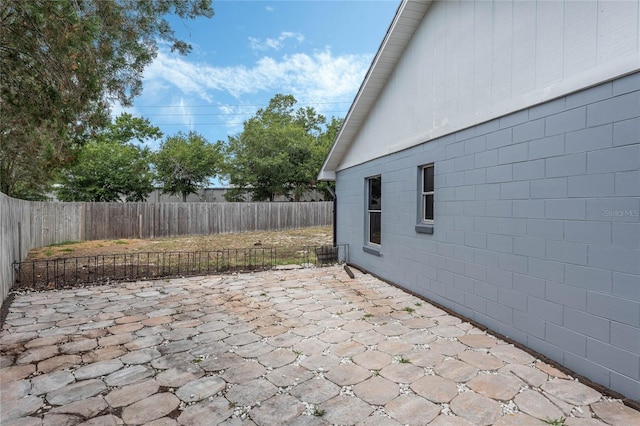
[0,0,214,198]
[154,132,223,202]
[55,114,162,202]
[56,142,155,202]
[223,94,336,202]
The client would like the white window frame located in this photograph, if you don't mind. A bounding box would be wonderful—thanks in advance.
[366,175,381,246]
[421,164,434,224]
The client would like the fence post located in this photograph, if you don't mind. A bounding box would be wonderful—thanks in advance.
[138,214,142,239]
[17,221,22,262]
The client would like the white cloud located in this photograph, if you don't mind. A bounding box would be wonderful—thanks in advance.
[137,46,372,140]
[248,32,305,52]
[144,47,371,105]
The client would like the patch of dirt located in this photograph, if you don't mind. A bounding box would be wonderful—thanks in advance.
[26,226,333,260]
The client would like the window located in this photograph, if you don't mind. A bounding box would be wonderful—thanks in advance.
[367,176,381,245]
[416,164,434,234]
[421,164,434,223]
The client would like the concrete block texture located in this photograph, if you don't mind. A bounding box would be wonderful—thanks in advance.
[335,72,639,401]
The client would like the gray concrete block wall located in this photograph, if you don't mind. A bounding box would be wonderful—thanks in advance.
[335,71,640,400]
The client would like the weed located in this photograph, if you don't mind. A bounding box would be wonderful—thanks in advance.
[363,313,373,318]
[403,307,415,313]
[398,357,410,364]
[313,408,326,417]
[192,358,202,363]
[45,250,54,256]
[372,370,379,376]
[544,418,566,426]
[228,401,236,409]
[260,292,267,296]
[48,241,79,247]
[58,248,74,253]
[415,302,422,307]
[293,350,302,356]
[113,240,128,245]
[336,310,343,315]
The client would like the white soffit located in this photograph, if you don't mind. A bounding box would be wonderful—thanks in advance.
[318,0,432,181]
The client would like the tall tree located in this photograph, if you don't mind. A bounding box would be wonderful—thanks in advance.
[154,132,223,202]
[223,94,335,202]
[56,142,155,202]
[0,0,214,198]
[56,114,162,202]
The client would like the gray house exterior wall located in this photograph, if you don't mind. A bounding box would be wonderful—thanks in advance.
[335,72,640,400]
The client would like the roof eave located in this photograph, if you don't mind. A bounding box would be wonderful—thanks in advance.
[318,0,432,181]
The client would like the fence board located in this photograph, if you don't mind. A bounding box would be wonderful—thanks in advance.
[1,194,332,302]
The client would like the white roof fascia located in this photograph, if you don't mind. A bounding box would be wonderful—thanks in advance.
[318,0,432,182]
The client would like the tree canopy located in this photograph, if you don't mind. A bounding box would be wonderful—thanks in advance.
[155,132,223,202]
[223,94,339,202]
[56,114,162,202]
[0,0,214,199]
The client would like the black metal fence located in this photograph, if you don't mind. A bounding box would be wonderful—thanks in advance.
[12,245,348,291]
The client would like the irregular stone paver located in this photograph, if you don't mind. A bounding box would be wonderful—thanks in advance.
[376,339,413,356]
[466,373,523,401]
[385,394,440,425]
[36,354,81,374]
[499,363,549,388]
[73,359,123,380]
[59,338,97,354]
[541,379,602,406]
[410,374,458,403]
[1,395,43,422]
[352,350,392,370]
[450,391,503,426]
[175,376,226,403]
[1,379,31,401]
[324,363,372,386]
[267,364,314,387]
[104,378,159,407]
[320,395,373,425]
[119,348,161,365]
[489,344,535,365]
[177,397,233,425]
[429,339,466,356]
[289,377,340,404]
[299,353,340,372]
[257,348,297,368]
[458,350,505,371]
[458,334,498,348]
[121,392,180,425]
[494,413,546,425]
[1,266,637,425]
[30,370,75,396]
[250,394,305,425]
[46,379,106,406]
[591,401,640,425]
[155,364,204,388]
[221,362,266,384]
[49,396,108,418]
[104,365,154,387]
[379,362,424,384]
[224,378,278,406]
[16,346,59,365]
[434,359,477,382]
[353,376,399,405]
[514,389,564,421]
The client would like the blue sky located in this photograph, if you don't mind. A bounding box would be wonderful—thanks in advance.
[117,0,399,148]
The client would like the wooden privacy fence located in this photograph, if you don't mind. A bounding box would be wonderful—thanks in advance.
[0,191,332,302]
[83,201,332,240]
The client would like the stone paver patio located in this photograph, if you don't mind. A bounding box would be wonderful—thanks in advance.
[1,265,638,425]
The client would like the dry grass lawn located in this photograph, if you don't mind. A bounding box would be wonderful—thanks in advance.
[27,226,333,260]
